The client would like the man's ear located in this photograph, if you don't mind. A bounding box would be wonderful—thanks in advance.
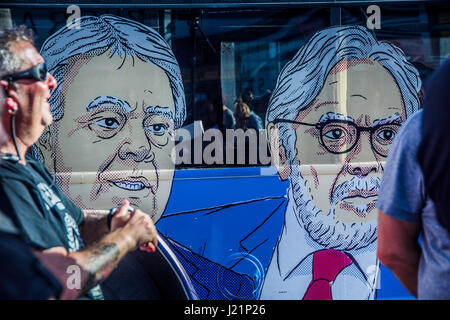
[267,122,290,180]
[4,97,18,114]
[0,80,19,114]
[0,80,8,92]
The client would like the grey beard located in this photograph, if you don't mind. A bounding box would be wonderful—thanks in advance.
[290,164,377,251]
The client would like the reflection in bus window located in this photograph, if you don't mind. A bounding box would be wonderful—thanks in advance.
[3,2,447,300]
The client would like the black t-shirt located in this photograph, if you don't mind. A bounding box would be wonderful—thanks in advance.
[0,209,62,300]
[0,155,103,299]
[0,230,62,299]
[0,156,84,250]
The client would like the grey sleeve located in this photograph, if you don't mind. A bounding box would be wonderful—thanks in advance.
[377,113,424,223]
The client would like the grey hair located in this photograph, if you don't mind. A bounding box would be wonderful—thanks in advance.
[39,14,186,129]
[0,25,34,80]
[266,25,422,164]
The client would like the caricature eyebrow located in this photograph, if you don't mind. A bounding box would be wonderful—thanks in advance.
[145,105,175,121]
[318,112,355,124]
[86,96,132,112]
[313,100,339,111]
[351,94,367,100]
[372,113,402,127]
[318,112,402,127]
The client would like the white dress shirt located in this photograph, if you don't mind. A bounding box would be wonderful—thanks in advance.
[259,187,379,300]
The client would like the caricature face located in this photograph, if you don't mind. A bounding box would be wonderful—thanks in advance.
[291,59,405,224]
[44,51,176,222]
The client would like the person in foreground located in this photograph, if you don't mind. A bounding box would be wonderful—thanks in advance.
[0,25,158,300]
[377,59,450,300]
[0,60,63,299]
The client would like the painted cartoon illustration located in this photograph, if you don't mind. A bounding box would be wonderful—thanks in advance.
[157,25,422,299]
[35,14,423,300]
[260,25,422,299]
[35,15,185,223]
[36,15,255,299]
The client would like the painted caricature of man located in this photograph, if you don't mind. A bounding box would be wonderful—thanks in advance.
[157,25,422,300]
[35,15,255,300]
[35,15,185,222]
[260,25,422,299]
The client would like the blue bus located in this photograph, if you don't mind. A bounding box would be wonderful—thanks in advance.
[0,0,444,300]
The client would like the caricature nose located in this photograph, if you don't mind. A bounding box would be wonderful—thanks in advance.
[118,142,155,162]
[347,162,378,176]
[345,132,380,176]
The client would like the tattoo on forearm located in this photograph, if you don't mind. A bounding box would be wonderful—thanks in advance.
[83,243,120,291]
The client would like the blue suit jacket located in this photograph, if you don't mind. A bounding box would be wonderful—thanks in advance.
[166,238,255,299]
[157,196,287,299]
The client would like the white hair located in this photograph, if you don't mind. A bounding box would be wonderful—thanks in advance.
[40,14,186,129]
[266,25,421,250]
[266,25,422,166]
[0,25,34,87]
[290,163,378,250]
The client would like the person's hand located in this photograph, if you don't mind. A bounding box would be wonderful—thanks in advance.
[110,199,133,231]
[121,208,158,253]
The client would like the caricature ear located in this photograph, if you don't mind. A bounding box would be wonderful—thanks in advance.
[267,122,290,180]
[38,126,51,150]
[37,126,53,169]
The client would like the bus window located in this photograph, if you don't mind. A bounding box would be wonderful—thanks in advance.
[0,1,447,300]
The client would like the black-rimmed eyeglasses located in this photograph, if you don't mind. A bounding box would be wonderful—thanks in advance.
[2,62,48,84]
[272,118,401,157]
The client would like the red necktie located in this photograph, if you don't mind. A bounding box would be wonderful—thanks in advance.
[302,249,353,300]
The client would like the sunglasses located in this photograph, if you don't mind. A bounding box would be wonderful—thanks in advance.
[2,62,48,83]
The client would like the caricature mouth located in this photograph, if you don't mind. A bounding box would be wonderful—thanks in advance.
[111,180,146,191]
[341,190,378,202]
[338,191,378,217]
[330,177,381,218]
[109,176,155,192]
[340,194,377,208]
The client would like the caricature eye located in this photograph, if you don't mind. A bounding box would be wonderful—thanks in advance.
[374,124,400,146]
[319,121,358,154]
[376,128,396,142]
[143,115,174,147]
[324,128,345,140]
[88,111,126,139]
[94,118,120,130]
[372,124,401,157]
[321,122,354,142]
[146,123,168,136]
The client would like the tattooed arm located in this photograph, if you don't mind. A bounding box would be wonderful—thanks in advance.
[34,204,158,300]
[33,241,122,300]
